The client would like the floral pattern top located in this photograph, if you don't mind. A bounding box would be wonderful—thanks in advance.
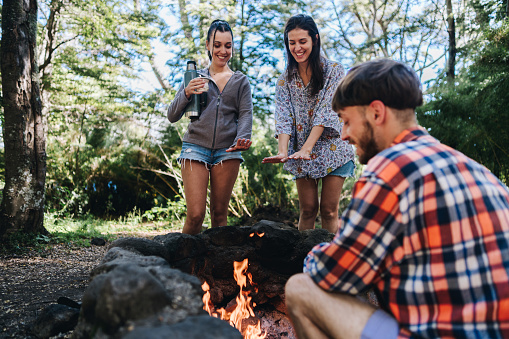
[275,57,355,179]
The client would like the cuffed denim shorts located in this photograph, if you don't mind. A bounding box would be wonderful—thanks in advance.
[361,309,399,339]
[293,160,355,180]
[329,160,356,178]
[178,142,243,169]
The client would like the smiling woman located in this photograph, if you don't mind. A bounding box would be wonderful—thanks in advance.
[167,20,253,235]
[263,14,356,234]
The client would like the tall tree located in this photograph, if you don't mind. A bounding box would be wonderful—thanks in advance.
[316,0,447,74]
[419,13,509,183]
[446,0,456,80]
[1,0,47,236]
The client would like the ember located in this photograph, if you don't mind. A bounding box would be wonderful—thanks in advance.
[202,258,266,339]
[249,232,265,237]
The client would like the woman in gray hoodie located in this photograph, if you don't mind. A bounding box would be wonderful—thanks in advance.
[167,20,253,235]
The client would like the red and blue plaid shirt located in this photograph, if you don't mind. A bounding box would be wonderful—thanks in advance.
[304,127,509,338]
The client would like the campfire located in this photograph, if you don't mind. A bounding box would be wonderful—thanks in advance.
[202,258,266,339]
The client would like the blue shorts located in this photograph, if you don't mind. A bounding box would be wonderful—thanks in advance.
[178,142,243,169]
[361,309,399,339]
[329,160,355,177]
[293,160,356,181]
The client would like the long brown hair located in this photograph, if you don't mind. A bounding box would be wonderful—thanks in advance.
[284,14,323,96]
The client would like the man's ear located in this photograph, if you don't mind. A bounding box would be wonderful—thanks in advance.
[369,100,387,125]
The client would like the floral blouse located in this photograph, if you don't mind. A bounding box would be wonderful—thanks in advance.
[275,57,355,179]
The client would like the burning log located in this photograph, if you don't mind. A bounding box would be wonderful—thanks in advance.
[203,259,266,339]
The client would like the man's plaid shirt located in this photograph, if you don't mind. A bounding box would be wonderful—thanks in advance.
[304,127,509,338]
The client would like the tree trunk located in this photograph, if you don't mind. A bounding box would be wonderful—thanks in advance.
[446,0,456,80]
[1,0,47,237]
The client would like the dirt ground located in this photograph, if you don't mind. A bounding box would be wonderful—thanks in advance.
[0,229,174,339]
[0,243,108,338]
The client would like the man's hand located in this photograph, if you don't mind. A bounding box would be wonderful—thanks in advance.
[226,138,252,152]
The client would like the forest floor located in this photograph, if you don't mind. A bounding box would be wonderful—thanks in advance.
[0,229,170,339]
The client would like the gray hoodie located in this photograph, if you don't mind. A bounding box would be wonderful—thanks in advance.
[167,69,253,150]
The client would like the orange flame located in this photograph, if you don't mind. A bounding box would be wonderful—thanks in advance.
[202,259,266,339]
[249,232,265,238]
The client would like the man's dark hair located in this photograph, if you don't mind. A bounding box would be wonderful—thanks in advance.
[332,59,423,112]
[207,20,234,61]
[284,14,323,96]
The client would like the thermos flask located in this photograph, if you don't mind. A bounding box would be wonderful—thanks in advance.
[184,60,200,119]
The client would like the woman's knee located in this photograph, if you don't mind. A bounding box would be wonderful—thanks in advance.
[186,210,205,226]
[319,207,338,221]
[300,204,319,218]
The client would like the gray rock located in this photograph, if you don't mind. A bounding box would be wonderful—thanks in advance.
[57,296,81,309]
[91,247,169,278]
[145,265,203,312]
[76,264,174,336]
[153,232,207,262]
[31,304,79,338]
[91,237,107,246]
[202,225,248,246]
[121,315,242,339]
[108,237,170,262]
[249,221,301,258]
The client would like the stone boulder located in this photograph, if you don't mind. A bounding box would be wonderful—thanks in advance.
[72,261,204,337]
[31,304,80,338]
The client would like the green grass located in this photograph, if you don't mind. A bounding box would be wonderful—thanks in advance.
[0,212,183,256]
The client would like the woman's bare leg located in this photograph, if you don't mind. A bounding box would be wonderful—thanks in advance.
[181,160,210,235]
[296,178,319,230]
[319,175,346,233]
[209,159,241,227]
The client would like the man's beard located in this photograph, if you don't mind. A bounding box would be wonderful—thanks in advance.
[357,121,380,165]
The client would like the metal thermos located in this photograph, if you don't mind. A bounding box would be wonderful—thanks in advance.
[184,61,200,119]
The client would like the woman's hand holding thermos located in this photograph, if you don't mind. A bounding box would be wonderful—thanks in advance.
[184,78,209,99]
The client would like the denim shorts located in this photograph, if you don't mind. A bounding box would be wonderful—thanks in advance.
[178,142,243,169]
[329,160,356,177]
[361,309,399,339]
[293,160,355,180]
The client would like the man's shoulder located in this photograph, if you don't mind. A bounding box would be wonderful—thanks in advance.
[365,132,498,194]
[364,134,452,191]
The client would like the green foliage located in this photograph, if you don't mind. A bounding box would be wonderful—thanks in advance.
[33,0,174,218]
[240,125,297,211]
[0,217,112,256]
[419,19,509,183]
[164,0,305,121]
[0,231,48,256]
[4,0,507,230]
[142,197,187,225]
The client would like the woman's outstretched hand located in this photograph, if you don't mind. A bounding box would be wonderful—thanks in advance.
[287,149,311,160]
[226,138,252,152]
[262,152,288,164]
